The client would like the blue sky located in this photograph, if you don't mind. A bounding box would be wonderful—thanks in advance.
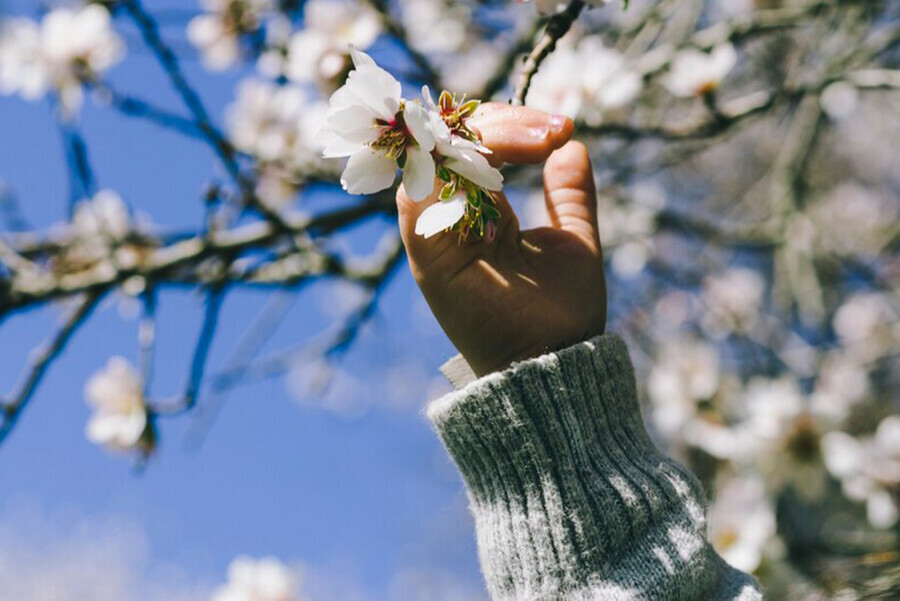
[0,1,487,598]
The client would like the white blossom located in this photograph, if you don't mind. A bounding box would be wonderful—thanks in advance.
[187,0,273,71]
[709,474,776,572]
[227,79,318,163]
[663,43,737,98]
[212,556,300,601]
[648,338,720,437]
[399,0,470,54]
[84,357,148,451]
[422,90,503,192]
[808,183,896,258]
[683,376,804,464]
[0,5,124,114]
[283,0,381,92]
[701,267,765,336]
[822,416,900,528]
[809,352,870,423]
[529,36,641,125]
[595,193,658,278]
[72,189,131,241]
[833,292,899,361]
[318,48,437,200]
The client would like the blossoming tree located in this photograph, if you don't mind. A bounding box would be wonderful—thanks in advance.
[0,0,897,597]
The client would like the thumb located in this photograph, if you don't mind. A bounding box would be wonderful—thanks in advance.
[541,141,600,253]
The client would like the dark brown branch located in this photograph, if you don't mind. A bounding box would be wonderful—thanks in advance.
[513,1,585,106]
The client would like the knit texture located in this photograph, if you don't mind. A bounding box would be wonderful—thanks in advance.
[428,335,763,601]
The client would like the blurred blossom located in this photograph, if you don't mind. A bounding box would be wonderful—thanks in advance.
[740,376,804,442]
[833,292,899,361]
[595,194,658,278]
[212,556,301,601]
[701,268,765,337]
[281,0,381,93]
[226,79,327,205]
[648,338,720,437]
[442,42,503,96]
[708,474,776,572]
[820,81,859,120]
[188,0,273,71]
[399,0,471,54]
[808,183,896,258]
[51,190,135,273]
[84,357,151,453]
[662,43,736,98]
[822,416,900,529]
[683,376,805,464]
[529,36,641,125]
[809,352,870,423]
[0,5,124,115]
[72,189,130,241]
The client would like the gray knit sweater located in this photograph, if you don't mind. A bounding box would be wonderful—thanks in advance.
[427,334,763,601]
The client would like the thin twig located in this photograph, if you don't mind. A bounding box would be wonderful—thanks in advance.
[0,292,103,445]
[513,1,585,105]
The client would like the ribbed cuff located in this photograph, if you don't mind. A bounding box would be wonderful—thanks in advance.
[427,335,760,601]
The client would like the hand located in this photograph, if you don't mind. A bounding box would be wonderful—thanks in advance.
[396,104,607,377]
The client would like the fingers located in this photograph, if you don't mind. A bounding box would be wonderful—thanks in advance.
[467,103,574,166]
[542,141,600,253]
[397,180,517,288]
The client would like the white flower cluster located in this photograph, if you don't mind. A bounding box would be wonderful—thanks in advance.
[643,283,900,567]
[226,79,328,205]
[823,416,900,529]
[319,48,504,239]
[0,4,124,115]
[84,357,150,453]
[212,556,301,601]
[529,36,642,125]
[188,0,275,70]
[262,0,382,94]
[662,43,736,98]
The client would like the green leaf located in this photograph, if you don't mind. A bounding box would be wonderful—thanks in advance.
[482,203,500,219]
[396,150,407,169]
[437,166,451,182]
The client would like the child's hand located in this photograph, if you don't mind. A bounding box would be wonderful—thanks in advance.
[397,103,607,377]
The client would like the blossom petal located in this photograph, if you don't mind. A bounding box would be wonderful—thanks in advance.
[339,50,401,122]
[444,144,503,191]
[86,410,146,448]
[349,46,377,69]
[415,195,466,238]
[402,145,436,202]
[403,102,435,151]
[342,148,397,195]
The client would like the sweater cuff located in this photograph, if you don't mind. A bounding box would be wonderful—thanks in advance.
[427,335,758,600]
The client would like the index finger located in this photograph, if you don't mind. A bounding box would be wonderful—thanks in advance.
[467,103,575,166]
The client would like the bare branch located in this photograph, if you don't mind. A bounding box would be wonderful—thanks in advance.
[0,292,103,445]
[513,1,585,106]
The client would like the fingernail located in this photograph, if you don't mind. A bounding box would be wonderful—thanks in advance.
[549,114,568,132]
[529,126,549,140]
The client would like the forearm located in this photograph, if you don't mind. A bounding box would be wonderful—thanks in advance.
[428,335,762,601]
